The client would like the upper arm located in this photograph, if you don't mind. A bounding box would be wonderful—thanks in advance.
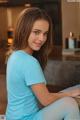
[24,57,46,86]
[31,83,50,106]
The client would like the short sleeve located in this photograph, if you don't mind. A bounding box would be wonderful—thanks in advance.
[24,57,46,86]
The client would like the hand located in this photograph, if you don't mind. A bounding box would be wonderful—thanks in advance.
[61,88,80,98]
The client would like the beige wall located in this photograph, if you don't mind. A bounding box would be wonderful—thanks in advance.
[61,0,80,48]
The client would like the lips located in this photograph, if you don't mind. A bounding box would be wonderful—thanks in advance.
[34,42,42,47]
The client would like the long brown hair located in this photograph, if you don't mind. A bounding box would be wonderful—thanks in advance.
[13,7,53,70]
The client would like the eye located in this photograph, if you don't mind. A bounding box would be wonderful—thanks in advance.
[44,32,48,37]
[32,31,40,35]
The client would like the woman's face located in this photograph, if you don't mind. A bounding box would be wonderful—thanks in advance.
[25,19,49,54]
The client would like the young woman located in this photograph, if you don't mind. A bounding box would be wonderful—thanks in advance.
[6,7,80,120]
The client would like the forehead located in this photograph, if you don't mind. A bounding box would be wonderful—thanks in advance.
[32,19,49,31]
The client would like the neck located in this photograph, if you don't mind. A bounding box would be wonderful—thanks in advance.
[23,48,33,55]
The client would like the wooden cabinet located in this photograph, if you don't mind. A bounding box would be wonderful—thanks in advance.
[0,75,7,114]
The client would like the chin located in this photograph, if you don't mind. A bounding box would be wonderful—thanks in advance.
[34,47,41,51]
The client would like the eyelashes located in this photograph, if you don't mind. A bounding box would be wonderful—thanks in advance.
[32,30,48,37]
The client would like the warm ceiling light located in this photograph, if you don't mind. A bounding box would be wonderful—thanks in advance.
[0,0,8,3]
[25,3,31,7]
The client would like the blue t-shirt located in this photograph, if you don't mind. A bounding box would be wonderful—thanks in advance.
[6,50,46,120]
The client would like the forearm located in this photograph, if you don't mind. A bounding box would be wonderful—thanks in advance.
[31,83,80,107]
[43,92,69,106]
[44,88,80,106]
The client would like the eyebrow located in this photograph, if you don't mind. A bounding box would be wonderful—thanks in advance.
[32,29,48,33]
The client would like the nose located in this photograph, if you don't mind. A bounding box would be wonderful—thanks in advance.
[39,33,45,42]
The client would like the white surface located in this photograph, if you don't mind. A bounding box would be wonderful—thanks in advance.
[0,115,5,120]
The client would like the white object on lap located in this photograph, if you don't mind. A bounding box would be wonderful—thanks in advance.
[0,115,6,120]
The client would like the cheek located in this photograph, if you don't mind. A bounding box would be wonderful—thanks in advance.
[28,35,34,43]
[43,37,47,43]
[30,33,36,38]
[42,39,47,46]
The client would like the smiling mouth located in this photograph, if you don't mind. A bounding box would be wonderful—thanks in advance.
[34,43,42,47]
